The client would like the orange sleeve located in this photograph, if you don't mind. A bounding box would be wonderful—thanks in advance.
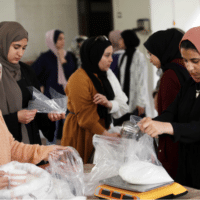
[66,70,105,135]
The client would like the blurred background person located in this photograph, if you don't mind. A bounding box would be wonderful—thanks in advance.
[68,35,88,69]
[32,29,77,144]
[114,29,148,125]
[108,30,124,77]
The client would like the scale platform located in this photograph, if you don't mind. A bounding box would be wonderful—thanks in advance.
[94,175,188,200]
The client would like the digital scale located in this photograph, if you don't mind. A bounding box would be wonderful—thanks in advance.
[94,175,188,200]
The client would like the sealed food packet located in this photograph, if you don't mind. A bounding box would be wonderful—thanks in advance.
[27,87,67,114]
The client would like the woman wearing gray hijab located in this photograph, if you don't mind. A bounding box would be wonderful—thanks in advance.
[0,21,65,145]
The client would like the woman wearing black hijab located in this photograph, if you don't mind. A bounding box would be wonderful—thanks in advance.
[114,29,148,125]
[61,36,129,163]
[143,28,190,179]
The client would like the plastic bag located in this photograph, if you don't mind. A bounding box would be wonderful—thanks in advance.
[118,115,174,185]
[0,161,56,199]
[84,134,127,196]
[27,87,67,114]
[47,147,85,199]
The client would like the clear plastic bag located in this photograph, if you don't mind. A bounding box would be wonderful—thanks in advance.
[0,161,56,199]
[47,147,85,199]
[27,87,67,114]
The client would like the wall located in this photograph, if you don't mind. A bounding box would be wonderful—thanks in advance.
[0,0,16,21]
[15,0,79,62]
[112,0,155,117]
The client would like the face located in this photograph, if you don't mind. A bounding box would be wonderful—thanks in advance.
[147,51,161,69]
[7,38,28,64]
[55,33,65,49]
[98,45,113,71]
[118,37,126,49]
[181,48,200,83]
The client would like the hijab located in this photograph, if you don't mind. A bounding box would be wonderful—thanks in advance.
[0,21,28,142]
[180,26,200,93]
[45,29,67,90]
[118,29,140,102]
[144,28,189,87]
[80,36,114,129]
[180,26,200,54]
[144,28,183,70]
[108,30,122,52]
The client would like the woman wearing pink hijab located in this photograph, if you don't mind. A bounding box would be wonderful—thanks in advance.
[32,29,77,142]
[139,26,200,189]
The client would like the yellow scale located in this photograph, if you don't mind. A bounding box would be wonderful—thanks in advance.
[94,176,188,200]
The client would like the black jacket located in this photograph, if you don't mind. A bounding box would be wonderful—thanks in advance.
[3,62,55,144]
[155,78,200,189]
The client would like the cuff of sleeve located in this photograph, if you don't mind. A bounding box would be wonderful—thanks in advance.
[109,100,119,114]
[90,122,105,135]
[171,122,180,142]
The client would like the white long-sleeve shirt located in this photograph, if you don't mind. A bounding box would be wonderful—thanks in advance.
[107,69,129,119]
[118,49,148,113]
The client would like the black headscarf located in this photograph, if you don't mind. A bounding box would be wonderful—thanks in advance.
[144,28,183,70]
[53,29,63,44]
[144,28,189,86]
[118,29,140,102]
[80,36,115,129]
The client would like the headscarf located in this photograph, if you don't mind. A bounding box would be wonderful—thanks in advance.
[80,36,115,129]
[108,30,122,52]
[180,26,200,54]
[0,21,28,142]
[118,29,140,102]
[144,28,190,87]
[45,29,67,90]
[144,28,183,70]
[180,26,200,89]
[68,35,88,68]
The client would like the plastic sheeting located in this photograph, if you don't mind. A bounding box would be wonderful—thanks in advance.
[27,87,67,114]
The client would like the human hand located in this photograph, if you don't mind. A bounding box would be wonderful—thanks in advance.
[137,106,145,116]
[48,112,66,122]
[138,117,173,138]
[58,49,67,64]
[0,171,9,190]
[93,93,112,109]
[17,109,37,124]
[45,145,70,161]
[102,130,121,138]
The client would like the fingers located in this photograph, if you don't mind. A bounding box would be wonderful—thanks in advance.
[48,113,66,121]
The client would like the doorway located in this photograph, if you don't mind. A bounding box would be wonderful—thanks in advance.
[77,0,113,37]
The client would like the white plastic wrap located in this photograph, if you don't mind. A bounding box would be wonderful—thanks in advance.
[0,161,56,200]
[47,147,85,199]
[85,115,173,195]
[27,87,67,114]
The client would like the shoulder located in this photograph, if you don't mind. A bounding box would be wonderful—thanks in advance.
[161,69,179,83]
[19,61,36,75]
[68,68,90,83]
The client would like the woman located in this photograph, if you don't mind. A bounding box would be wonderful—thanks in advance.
[143,28,190,179]
[139,26,200,189]
[114,29,148,125]
[32,29,77,141]
[0,21,65,145]
[68,35,88,69]
[61,36,129,163]
[0,109,68,189]
[108,30,124,77]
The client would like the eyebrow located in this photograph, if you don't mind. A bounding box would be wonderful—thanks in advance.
[13,44,27,47]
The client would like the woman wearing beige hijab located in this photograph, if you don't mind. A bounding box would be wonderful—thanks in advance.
[139,26,200,189]
[0,21,65,145]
